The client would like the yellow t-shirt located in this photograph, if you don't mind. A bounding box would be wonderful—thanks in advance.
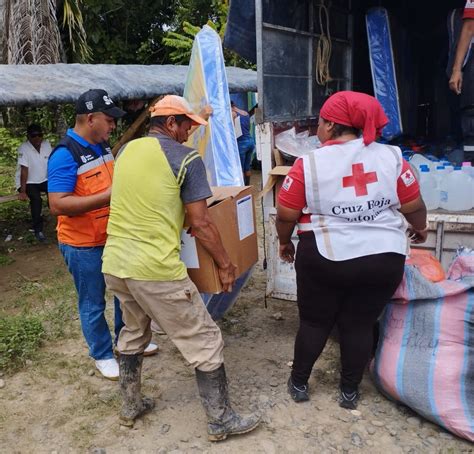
[102,135,210,281]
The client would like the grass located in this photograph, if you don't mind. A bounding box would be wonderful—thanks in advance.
[0,156,16,196]
[0,267,78,372]
[0,315,44,371]
[0,253,14,266]
[0,161,39,275]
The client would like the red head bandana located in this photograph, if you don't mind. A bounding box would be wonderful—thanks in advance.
[319,91,388,145]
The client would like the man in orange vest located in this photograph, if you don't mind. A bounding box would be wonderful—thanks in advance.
[47,89,157,380]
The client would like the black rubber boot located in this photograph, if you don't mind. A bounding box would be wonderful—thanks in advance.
[195,364,260,441]
[119,354,155,427]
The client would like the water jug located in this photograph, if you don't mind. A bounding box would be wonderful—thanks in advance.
[439,168,473,211]
[433,166,448,193]
[461,162,473,178]
[409,154,432,171]
[418,168,439,210]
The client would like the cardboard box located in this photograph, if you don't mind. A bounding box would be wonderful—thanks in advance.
[258,166,292,201]
[180,186,258,293]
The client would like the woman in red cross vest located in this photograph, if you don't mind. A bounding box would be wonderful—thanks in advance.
[277,91,428,409]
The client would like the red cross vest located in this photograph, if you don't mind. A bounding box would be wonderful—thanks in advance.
[300,138,408,261]
[50,136,114,247]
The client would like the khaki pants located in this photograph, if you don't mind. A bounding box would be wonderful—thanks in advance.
[104,274,224,372]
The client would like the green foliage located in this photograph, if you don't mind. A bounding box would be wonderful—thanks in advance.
[0,315,44,371]
[162,0,254,69]
[0,104,74,169]
[0,128,23,166]
[81,0,179,64]
[61,0,92,63]
[171,0,224,30]
[42,300,76,340]
[0,254,14,266]
[0,198,30,223]
[6,105,69,138]
[163,22,201,64]
[0,266,77,372]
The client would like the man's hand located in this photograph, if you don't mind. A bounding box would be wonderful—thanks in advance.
[449,19,474,94]
[449,69,463,95]
[217,262,237,292]
[18,192,28,201]
[199,105,213,121]
[279,241,295,263]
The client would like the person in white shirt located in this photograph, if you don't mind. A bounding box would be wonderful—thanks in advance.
[15,124,52,242]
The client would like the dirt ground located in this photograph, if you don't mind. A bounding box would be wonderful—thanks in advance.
[0,176,473,454]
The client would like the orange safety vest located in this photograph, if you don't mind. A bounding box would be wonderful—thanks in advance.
[50,135,114,247]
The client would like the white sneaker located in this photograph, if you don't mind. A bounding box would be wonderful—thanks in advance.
[144,342,159,357]
[95,358,119,380]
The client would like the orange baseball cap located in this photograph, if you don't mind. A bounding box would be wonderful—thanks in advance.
[149,95,208,126]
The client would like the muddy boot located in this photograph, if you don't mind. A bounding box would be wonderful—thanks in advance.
[119,353,155,427]
[195,364,260,441]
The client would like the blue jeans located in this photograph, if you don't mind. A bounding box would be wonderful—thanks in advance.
[59,243,124,360]
[238,137,255,172]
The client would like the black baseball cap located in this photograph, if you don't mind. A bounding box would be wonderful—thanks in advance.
[75,89,126,118]
[26,124,43,136]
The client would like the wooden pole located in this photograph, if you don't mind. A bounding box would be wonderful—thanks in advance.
[112,97,160,156]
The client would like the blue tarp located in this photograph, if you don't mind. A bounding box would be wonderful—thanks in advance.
[366,8,403,140]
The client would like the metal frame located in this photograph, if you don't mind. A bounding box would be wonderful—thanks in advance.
[256,0,353,123]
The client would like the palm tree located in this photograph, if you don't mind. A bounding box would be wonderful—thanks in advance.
[1,0,90,64]
[3,0,61,64]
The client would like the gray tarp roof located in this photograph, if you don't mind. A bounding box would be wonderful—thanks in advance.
[0,64,257,106]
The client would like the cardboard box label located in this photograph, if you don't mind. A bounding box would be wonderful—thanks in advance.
[180,230,200,269]
[236,195,255,241]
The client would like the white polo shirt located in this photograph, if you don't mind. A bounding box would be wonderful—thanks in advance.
[15,140,52,189]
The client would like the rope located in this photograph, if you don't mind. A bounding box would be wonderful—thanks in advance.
[315,2,332,86]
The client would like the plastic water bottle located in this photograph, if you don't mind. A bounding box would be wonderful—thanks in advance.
[427,157,440,171]
[461,161,473,178]
[418,168,439,210]
[444,164,454,174]
[410,154,432,171]
[439,167,473,211]
[434,166,448,195]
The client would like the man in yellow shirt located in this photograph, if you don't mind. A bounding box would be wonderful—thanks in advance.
[102,95,259,441]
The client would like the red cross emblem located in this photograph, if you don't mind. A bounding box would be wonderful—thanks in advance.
[342,163,378,197]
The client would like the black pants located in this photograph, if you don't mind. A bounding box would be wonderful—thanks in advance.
[25,181,48,233]
[291,232,405,391]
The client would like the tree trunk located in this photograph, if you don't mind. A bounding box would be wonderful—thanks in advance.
[0,0,7,63]
[6,0,61,64]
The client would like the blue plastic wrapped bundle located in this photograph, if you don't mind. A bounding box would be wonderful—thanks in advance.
[184,26,255,320]
[366,8,403,141]
[184,25,244,187]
